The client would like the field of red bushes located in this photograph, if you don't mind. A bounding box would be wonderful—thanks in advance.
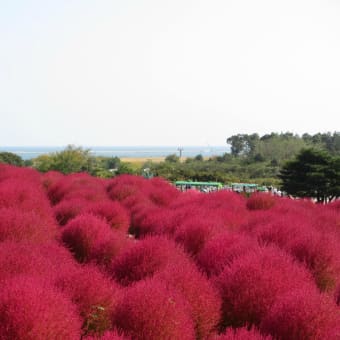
[0,163,339,339]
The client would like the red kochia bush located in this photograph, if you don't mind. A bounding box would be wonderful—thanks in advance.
[85,200,130,233]
[55,264,120,336]
[147,177,180,206]
[210,327,272,339]
[0,207,57,243]
[41,170,64,190]
[155,260,222,339]
[62,213,126,266]
[0,276,82,340]
[196,231,259,277]
[286,227,340,293]
[112,278,195,340]
[54,197,90,225]
[83,330,130,339]
[107,175,148,201]
[246,193,277,210]
[260,288,340,340]
[110,236,189,286]
[48,173,107,204]
[174,215,225,256]
[0,241,78,282]
[0,178,54,220]
[0,163,41,183]
[216,246,316,329]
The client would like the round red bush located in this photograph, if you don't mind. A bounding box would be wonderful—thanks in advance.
[260,288,340,340]
[246,193,277,210]
[174,215,225,256]
[0,207,57,243]
[155,260,222,339]
[109,236,190,286]
[85,200,130,233]
[216,246,316,329]
[62,213,126,265]
[209,327,272,339]
[54,197,90,226]
[196,231,259,277]
[55,264,120,336]
[0,276,82,340]
[112,278,195,340]
[83,329,130,339]
[0,241,78,282]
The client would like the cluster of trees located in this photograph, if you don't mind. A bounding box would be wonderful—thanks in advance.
[0,131,339,202]
[227,131,340,162]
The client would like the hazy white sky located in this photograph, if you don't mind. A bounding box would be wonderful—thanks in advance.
[1,0,340,146]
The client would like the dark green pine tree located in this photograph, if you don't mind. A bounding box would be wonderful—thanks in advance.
[279,148,340,203]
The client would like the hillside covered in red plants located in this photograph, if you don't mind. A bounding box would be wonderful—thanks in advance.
[0,164,339,339]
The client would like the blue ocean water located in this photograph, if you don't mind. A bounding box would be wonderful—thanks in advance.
[0,146,229,160]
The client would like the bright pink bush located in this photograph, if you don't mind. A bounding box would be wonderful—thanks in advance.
[41,170,64,190]
[0,163,41,183]
[215,246,316,329]
[147,177,180,206]
[112,278,195,340]
[54,197,90,225]
[0,207,57,243]
[62,213,126,266]
[0,241,78,282]
[0,276,82,340]
[260,288,340,340]
[209,327,272,339]
[174,215,225,255]
[48,173,107,204]
[196,232,259,277]
[110,236,190,286]
[286,228,340,292]
[83,329,130,339]
[85,200,130,233]
[55,264,120,336]
[246,193,277,210]
[155,260,222,339]
[0,178,55,220]
[107,175,148,201]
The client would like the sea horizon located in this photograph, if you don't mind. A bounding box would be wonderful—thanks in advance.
[0,145,230,160]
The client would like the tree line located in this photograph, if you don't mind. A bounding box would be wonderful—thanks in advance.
[0,131,339,202]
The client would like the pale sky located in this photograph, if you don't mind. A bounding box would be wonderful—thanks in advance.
[1,0,340,146]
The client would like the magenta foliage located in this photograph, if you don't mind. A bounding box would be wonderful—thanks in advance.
[41,170,64,190]
[174,215,225,256]
[0,178,55,221]
[147,176,180,206]
[0,163,41,183]
[260,288,340,340]
[48,173,108,204]
[216,246,316,329]
[196,231,259,277]
[85,200,130,233]
[62,213,126,266]
[110,235,190,286]
[112,278,195,340]
[210,327,272,339]
[0,207,57,243]
[83,329,131,339]
[287,227,340,292]
[0,276,82,340]
[55,264,120,336]
[155,260,222,339]
[54,197,90,225]
[246,193,277,210]
[107,175,149,201]
[0,241,78,282]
